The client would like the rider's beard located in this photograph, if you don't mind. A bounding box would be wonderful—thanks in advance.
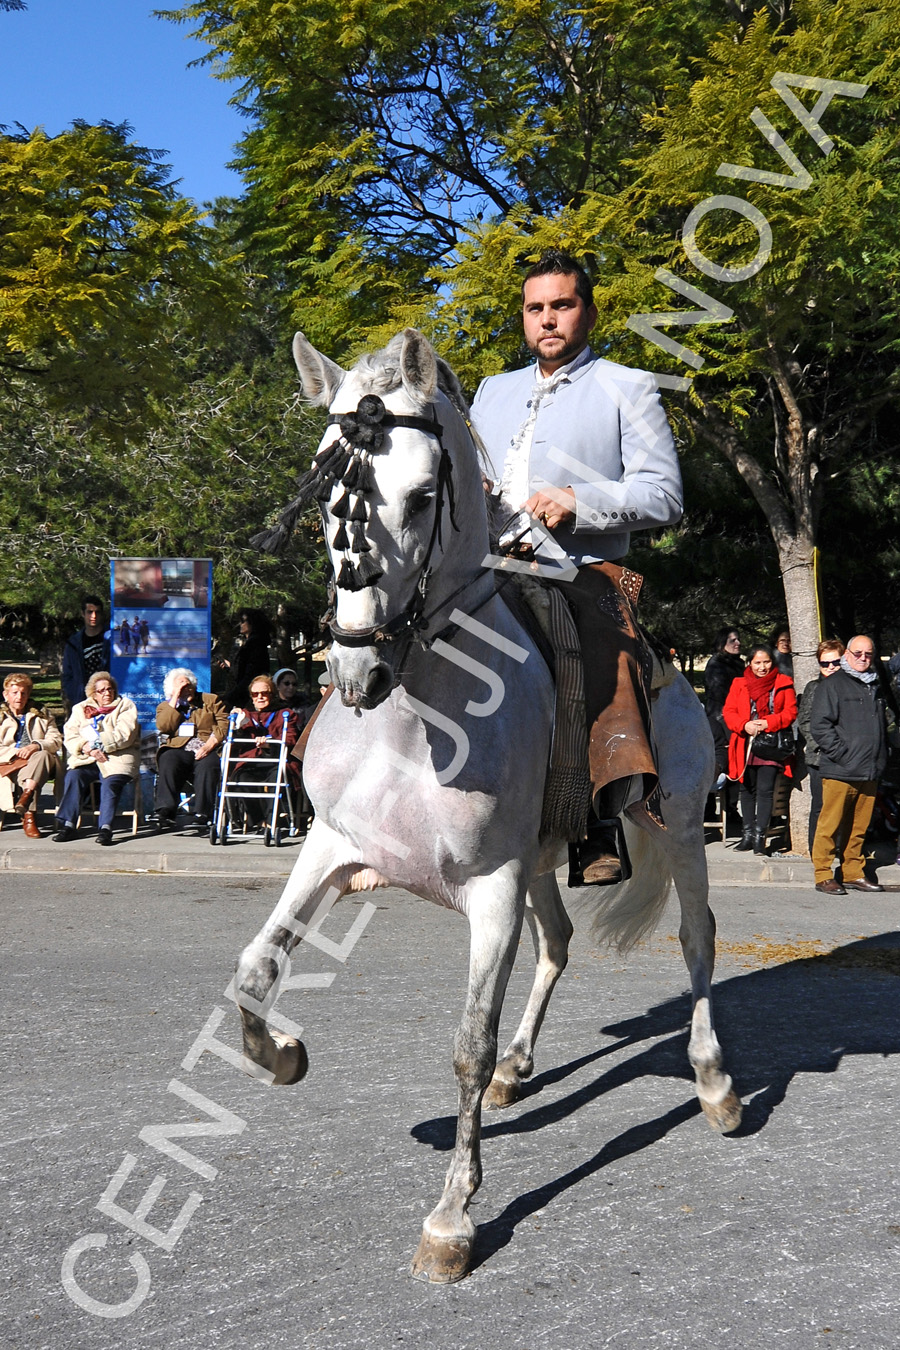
[526,331,588,369]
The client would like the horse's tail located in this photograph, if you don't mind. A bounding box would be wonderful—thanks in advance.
[580,817,673,954]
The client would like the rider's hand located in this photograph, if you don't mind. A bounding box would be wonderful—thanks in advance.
[524,486,576,532]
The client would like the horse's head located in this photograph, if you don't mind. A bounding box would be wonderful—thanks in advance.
[289,328,487,710]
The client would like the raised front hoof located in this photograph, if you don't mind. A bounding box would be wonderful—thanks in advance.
[483,1073,523,1110]
[243,1034,309,1086]
[700,1089,743,1134]
[281,1040,309,1085]
[273,1034,309,1086]
[410,1231,473,1284]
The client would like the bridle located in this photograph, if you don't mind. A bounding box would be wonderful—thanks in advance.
[323,393,465,650]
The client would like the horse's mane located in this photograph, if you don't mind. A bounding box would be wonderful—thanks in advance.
[254,334,492,554]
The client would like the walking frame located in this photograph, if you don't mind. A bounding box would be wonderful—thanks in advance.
[209,715,300,847]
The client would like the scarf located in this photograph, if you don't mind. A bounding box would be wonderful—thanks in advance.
[841,653,878,684]
[743,666,779,705]
[83,701,118,718]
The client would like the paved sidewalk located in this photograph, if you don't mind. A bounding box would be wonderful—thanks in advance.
[3,801,898,887]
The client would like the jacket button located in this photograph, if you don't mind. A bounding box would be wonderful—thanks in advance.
[600,511,608,520]
[611,511,618,520]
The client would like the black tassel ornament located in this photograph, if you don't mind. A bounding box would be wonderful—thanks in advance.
[337,559,364,591]
[331,488,352,518]
[341,456,361,488]
[332,520,349,552]
[355,554,383,586]
[351,520,370,553]
[357,457,376,494]
[349,495,368,522]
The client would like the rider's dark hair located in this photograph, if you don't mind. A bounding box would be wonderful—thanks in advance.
[714,626,739,652]
[522,249,594,308]
[81,594,104,612]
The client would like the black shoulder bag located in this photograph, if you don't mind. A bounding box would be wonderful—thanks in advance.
[749,689,794,763]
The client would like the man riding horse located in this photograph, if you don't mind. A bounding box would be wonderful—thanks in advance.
[470,249,683,885]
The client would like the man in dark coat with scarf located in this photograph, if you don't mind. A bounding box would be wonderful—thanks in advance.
[809,634,889,894]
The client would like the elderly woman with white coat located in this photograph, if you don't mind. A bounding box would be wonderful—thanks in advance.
[53,672,140,845]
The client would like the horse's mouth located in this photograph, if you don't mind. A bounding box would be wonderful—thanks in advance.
[334,662,398,710]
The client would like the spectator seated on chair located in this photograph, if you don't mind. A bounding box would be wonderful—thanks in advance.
[155,668,228,832]
[228,674,302,827]
[0,672,62,840]
[54,673,140,845]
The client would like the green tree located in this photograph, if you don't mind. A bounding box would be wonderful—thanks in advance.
[0,120,239,438]
[0,308,328,649]
[160,0,732,352]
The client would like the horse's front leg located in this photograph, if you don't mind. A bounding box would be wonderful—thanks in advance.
[666,828,742,1134]
[235,821,355,1086]
[484,869,572,1109]
[411,868,526,1283]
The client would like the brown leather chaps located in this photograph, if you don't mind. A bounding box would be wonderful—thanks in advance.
[560,562,656,816]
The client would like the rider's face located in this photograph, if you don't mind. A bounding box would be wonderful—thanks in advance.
[522,273,597,374]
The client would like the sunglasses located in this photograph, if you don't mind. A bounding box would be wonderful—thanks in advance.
[250,690,271,699]
[818,659,841,668]
[848,650,874,660]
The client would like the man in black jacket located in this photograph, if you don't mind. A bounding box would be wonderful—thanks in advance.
[809,635,888,894]
[61,596,111,713]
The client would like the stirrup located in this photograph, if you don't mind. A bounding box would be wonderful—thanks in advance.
[567,816,632,888]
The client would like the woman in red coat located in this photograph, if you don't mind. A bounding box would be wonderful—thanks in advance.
[723,643,798,854]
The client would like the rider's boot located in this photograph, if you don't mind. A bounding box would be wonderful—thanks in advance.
[568,816,632,888]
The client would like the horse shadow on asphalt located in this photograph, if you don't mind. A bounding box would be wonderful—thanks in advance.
[410,931,900,1272]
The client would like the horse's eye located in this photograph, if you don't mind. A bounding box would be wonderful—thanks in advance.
[406,489,434,521]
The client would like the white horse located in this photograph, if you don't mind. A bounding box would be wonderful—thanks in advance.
[235,328,742,1283]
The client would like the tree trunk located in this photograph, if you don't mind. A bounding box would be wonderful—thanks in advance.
[775,533,819,855]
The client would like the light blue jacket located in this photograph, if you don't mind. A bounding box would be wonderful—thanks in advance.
[471,350,683,565]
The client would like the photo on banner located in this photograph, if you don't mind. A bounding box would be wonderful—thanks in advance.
[109,559,213,728]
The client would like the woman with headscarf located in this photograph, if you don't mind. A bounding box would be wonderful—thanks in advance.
[723,643,798,854]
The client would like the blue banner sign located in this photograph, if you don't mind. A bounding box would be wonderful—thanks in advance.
[109,558,213,728]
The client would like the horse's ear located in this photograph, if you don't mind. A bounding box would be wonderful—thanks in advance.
[292,332,345,406]
[399,328,437,404]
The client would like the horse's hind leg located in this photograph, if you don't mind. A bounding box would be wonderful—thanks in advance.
[234,822,353,1086]
[650,673,742,1133]
[657,814,742,1134]
[484,870,572,1109]
[411,868,525,1284]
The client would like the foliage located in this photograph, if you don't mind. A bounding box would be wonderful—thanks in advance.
[0,344,327,626]
[0,121,242,438]
[160,0,737,354]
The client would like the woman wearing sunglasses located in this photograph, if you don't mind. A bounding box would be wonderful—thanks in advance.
[797,639,845,855]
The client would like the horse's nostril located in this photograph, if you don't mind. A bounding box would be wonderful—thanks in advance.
[364,663,394,704]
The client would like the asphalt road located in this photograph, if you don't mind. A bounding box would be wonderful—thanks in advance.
[2,871,900,1350]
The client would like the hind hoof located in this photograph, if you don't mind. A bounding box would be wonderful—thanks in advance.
[410,1231,473,1283]
[483,1075,522,1110]
[700,1088,742,1134]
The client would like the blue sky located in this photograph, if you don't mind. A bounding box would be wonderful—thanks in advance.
[2,0,245,206]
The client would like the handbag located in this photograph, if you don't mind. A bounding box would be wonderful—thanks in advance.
[0,756,31,778]
[749,691,794,763]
